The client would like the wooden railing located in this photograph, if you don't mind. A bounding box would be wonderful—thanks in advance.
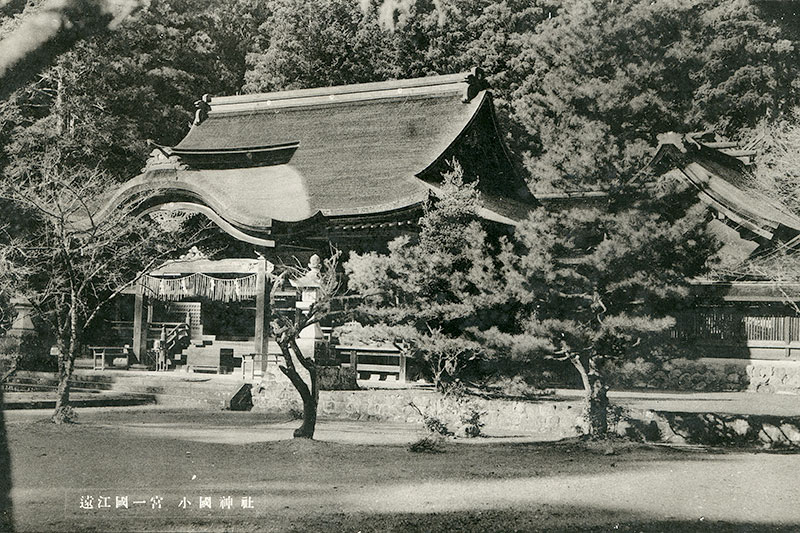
[334,345,407,382]
[164,323,190,354]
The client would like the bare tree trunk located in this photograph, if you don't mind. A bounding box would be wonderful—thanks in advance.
[53,291,79,423]
[295,363,318,439]
[571,354,608,438]
[276,339,318,439]
[52,343,74,424]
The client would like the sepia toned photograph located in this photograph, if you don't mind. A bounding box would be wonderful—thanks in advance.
[0,1,799,531]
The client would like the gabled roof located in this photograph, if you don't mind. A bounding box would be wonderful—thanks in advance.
[101,70,535,244]
[648,132,800,247]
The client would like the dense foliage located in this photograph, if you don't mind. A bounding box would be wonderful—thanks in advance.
[344,165,515,389]
[345,166,718,434]
[487,177,717,434]
[1,0,797,188]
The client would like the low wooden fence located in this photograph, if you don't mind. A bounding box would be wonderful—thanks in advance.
[673,309,800,360]
[333,345,407,382]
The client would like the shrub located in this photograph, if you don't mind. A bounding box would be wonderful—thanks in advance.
[408,435,444,453]
[460,406,485,438]
[409,401,454,436]
[423,414,453,437]
[0,335,54,372]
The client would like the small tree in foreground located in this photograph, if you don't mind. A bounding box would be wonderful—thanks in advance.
[270,251,343,439]
[0,154,206,423]
[493,177,717,437]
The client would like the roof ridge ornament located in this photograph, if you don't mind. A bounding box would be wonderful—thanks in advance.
[656,131,687,153]
[142,142,187,172]
[192,93,212,127]
[463,67,488,103]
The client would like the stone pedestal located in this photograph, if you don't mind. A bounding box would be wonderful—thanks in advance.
[1,295,43,372]
[7,295,35,337]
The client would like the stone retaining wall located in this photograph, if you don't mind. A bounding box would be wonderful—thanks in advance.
[252,385,585,440]
[252,383,800,448]
[608,357,800,394]
[622,410,800,449]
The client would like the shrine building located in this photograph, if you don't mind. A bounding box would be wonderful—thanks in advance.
[86,69,538,378]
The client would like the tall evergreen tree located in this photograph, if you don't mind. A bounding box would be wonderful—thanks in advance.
[510,0,800,192]
[1,0,267,180]
[345,164,516,389]
[490,177,718,436]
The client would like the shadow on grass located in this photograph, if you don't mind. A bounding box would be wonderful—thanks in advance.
[6,413,729,495]
[284,507,800,533]
[9,411,796,532]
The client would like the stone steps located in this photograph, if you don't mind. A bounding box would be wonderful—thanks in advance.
[109,381,245,409]
[2,373,116,393]
[2,371,155,409]
[3,383,105,393]
[4,370,252,410]
[3,391,155,410]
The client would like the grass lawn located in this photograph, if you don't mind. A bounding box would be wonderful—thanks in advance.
[4,407,800,532]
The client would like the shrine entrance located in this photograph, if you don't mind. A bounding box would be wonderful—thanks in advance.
[128,255,273,378]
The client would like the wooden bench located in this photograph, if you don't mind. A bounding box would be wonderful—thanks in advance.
[186,348,222,374]
[188,363,221,374]
[88,346,132,370]
[334,345,407,382]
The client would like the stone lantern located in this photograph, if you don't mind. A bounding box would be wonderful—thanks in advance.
[1,295,38,372]
[7,295,35,337]
[289,254,325,361]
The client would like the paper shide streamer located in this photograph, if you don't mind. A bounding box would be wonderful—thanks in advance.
[140,273,258,302]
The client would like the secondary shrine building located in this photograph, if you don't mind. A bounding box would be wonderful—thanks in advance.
[86,69,537,378]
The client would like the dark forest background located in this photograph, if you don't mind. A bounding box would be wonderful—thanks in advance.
[1,0,798,194]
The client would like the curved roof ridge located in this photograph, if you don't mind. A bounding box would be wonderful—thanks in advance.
[209,72,471,114]
[649,131,800,246]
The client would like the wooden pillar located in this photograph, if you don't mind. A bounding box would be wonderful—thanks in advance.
[784,315,792,357]
[349,349,358,373]
[254,259,271,375]
[398,352,407,383]
[132,285,148,364]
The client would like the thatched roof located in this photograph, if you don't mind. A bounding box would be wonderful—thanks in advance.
[101,71,535,244]
[649,132,800,261]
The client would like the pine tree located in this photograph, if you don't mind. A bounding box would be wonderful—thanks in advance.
[344,163,516,390]
[494,176,718,436]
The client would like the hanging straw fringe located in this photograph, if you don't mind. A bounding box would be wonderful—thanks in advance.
[140,273,258,302]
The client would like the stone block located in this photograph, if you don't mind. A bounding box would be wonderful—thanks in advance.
[779,423,800,444]
[729,418,750,437]
[759,423,790,447]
